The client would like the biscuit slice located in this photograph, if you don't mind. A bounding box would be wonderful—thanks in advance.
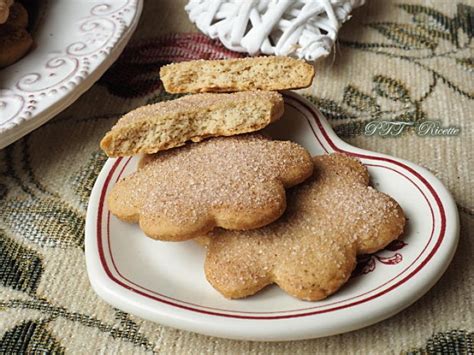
[100,91,284,157]
[0,24,33,68]
[198,154,406,301]
[108,134,314,241]
[160,56,315,94]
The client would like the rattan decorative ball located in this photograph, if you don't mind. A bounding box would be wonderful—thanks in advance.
[186,0,365,61]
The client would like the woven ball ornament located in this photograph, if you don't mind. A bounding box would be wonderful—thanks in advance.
[185,0,365,61]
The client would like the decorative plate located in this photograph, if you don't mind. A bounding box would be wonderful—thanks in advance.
[85,92,459,341]
[0,0,143,149]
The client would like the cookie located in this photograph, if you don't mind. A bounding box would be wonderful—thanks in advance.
[100,91,284,157]
[108,134,313,241]
[198,154,406,300]
[6,2,29,28]
[0,0,13,24]
[160,56,315,94]
[0,24,33,68]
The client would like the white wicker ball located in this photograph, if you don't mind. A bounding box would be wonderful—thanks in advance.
[186,0,365,61]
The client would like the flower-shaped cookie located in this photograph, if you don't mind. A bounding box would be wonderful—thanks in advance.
[198,154,406,300]
[108,134,313,241]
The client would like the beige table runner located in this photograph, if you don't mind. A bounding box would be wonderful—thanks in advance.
[0,0,472,353]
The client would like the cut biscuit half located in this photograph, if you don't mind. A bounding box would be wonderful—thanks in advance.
[160,56,315,94]
[100,91,284,157]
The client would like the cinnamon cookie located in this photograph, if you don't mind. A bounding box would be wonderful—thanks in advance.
[108,134,313,241]
[0,24,33,68]
[160,56,315,93]
[0,0,13,24]
[198,154,406,300]
[101,91,284,157]
[6,2,28,28]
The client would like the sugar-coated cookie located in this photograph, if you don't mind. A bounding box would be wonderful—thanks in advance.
[100,91,284,157]
[160,56,315,93]
[108,134,313,241]
[197,154,406,301]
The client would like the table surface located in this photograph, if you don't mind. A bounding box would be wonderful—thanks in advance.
[0,0,472,353]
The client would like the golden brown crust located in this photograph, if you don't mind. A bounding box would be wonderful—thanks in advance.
[160,56,315,93]
[108,134,314,241]
[100,91,284,157]
[201,154,406,301]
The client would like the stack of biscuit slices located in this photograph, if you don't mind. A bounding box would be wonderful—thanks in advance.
[101,56,406,301]
[0,0,33,68]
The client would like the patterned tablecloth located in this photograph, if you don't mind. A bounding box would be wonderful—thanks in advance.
[0,0,472,353]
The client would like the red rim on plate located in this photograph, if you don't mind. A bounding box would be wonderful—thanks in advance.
[92,93,451,320]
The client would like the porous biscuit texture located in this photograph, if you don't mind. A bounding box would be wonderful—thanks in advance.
[160,56,315,93]
[100,91,284,157]
[108,134,314,241]
[198,154,406,301]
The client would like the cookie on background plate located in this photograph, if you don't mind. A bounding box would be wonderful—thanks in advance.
[0,24,33,68]
[5,2,29,28]
[197,154,406,301]
[108,134,314,241]
[100,91,284,157]
[0,1,32,68]
[0,0,13,24]
[160,56,315,93]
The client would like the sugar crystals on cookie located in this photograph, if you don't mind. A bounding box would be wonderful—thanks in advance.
[198,154,406,301]
[108,134,313,241]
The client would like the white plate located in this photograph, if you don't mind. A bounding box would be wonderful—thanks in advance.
[85,92,459,341]
[0,0,143,148]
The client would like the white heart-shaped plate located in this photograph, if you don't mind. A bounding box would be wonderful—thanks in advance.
[85,92,459,341]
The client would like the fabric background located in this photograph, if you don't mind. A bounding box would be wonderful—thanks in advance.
[0,0,473,353]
